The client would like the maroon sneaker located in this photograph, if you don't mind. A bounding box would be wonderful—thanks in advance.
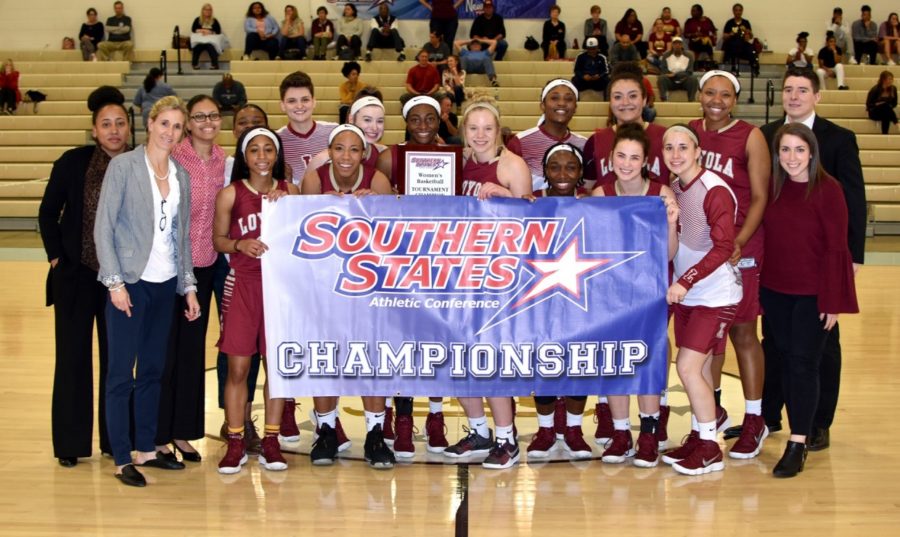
[259,435,288,471]
[392,414,415,458]
[633,431,660,468]
[482,439,520,469]
[728,414,769,459]
[279,399,300,442]
[657,405,670,448]
[526,426,557,458]
[672,439,724,475]
[425,412,449,453]
[601,429,635,463]
[553,398,566,439]
[218,433,248,475]
[716,406,732,433]
[383,406,395,446]
[594,402,614,445]
[443,428,492,458]
[563,425,593,459]
[661,431,700,465]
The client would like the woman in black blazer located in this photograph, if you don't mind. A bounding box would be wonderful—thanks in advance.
[38,86,130,468]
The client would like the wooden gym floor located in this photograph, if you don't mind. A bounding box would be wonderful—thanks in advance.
[1,233,899,536]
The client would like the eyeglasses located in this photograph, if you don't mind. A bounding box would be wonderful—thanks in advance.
[190,112,222,123]
[159,199,167,231]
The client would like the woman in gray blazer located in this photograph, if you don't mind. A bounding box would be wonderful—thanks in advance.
[94,95,201,487]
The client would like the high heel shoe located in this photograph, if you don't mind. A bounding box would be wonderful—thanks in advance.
[773,440,807,478]
[173,442,202,463]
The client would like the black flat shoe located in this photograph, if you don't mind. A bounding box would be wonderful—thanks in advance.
[773,441,807,478]
[174,443,202,463]
[115,464,147,487]
[58,457,77,468]
[808,428,830,451]
[136,452,186,470]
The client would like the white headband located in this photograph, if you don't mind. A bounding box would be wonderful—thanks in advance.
[241,128,280,156]
[541,79,579,102]
[349,96,384,119]
[544,143,583,166]
[328,123,368,150]
[664,124,700,148]
[699,70,741,94]
[463,100,500,119]
[402,95,440,119]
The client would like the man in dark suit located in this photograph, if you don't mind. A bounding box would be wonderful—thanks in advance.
[757,66,866,451]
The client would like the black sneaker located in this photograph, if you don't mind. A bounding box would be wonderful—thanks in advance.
[490,78,499,87]
[364,424,396,469]
[310,423,338,466]
[443,427,493,458]
[397,52,406,62]
[365,51,372,62]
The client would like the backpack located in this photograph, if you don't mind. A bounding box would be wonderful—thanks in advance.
[524,36,540,51]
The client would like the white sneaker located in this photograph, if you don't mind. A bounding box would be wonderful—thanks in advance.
[849,56,858,65]
[889,59,897,66]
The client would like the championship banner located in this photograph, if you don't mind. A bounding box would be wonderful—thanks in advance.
[322,0,555,20]
[261,195,669,398]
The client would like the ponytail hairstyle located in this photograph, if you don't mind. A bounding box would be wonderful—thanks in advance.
[231,126,286,183]
[143,67,162,93]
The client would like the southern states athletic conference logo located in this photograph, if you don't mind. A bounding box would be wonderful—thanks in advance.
[291,212,644,334]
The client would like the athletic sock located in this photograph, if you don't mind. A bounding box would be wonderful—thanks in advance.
[316,409,337,429]
[228,426,245,435]
[364,411,385,432]
[745,399,762,416]
[698,420,717,441]
[599,396,609,404]
[263,424,278,437]
[613,418,630,431]
[384,398,392,409]
[429,399,443,414]
[469,416,490,439]
[691,414,699,431]
[537,412,554,429]
[714,388,722,408]
[566,411,583,427]
[660,390,668,406]
[639,412,661,420]
[495,425,513,443]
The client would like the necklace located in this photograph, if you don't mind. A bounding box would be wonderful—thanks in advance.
[146,155,170,181]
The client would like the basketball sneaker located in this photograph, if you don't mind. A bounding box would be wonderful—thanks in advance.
[383,406,395,446]
[728,414,769,459]
[716,406,731,433]
[312,412,352,452]
[661,431,700,465]
[563,426,593,459]
[259,435,288,471]
[672,439,724,475]
[392,414,416,458]
[601,430,635,463]
[310,423,338,466]
[279,399,300,442]
[364,424,396,470]
[526,426,557,458]
[218,433,248,475]
[244,417,261,454]
[594,401,614,445]
[425,412,449,453]
[657,405,670,448]
[633,431,660,468]
[482,438,520,469]
[553,398,566,439]
[443,427,492,458]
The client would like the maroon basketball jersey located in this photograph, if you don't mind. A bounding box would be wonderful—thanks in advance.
[587,123,669,186]
[461,155,502,197]
[532,187,588,197]
[316,162,377,194]
[228,179,289,274]
[599,180,663,197]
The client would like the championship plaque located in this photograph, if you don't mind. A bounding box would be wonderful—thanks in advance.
[395,144,464,195]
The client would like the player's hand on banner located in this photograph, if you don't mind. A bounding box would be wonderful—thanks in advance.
[351,188,375,197]
[265,189,289,202]
[663,195,679,224]
[237,238,268,258]
[478,182,512,201]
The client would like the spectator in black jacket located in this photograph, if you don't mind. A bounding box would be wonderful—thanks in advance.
[365,3,406,62]
[470,0,507,60]
[541,4,566,60]
[212,73,247,113]
[79,8,104,61]
[191,3,223,69]
[572,37,609,94]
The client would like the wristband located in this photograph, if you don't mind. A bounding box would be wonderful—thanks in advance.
[109,284,125,293]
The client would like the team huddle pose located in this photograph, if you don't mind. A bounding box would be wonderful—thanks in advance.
[41,58,859,486]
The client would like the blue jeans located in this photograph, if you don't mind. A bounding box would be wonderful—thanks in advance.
[105,278,176,466]
[493,39,508,61]
[461,54,496,78]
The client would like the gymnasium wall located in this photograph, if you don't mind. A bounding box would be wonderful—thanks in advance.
[1,1,896,58]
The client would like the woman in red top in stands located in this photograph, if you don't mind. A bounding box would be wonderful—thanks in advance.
[760,123,858,478]
[0,59,21,115]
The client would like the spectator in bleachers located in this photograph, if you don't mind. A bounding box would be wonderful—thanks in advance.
[279,5,307,60]
[242,2,279,60]
[866,70,898,133]
[339,61,364,124]
[657,6,682,38]
[310,6,335,61]
[402,49,441,102]
[572,37,609,95]
[658,37,699,101]
[470,0,507,61]
[542,4,567,61]
[191,4,223,70]
[786,32,814,70]
[817,31,849,90]
[437,93,461,145]
[442,55,466,112]
[421,0,464,46]
[852,5,879,65]
[828,8,856,65]
[583,5,610,56]
[454,39,499,87]
[684,4,716,69]
[878,12,900,65]
[646,18,672,71]
[97,1,134,61]
[133,68,177,126]
[722,3,759,76]
[0,59,21,115]
[79,7,104,62]
[365,3,406,62]
[613,8,646,60]
[424,30,452,71]
[212,73,247,113]
[336,3,364,61]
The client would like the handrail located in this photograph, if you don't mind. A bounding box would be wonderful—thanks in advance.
[765,80,775,123]
[128,106,136,148]
[159,49,168,83]
[172,26,184,75]
[747,61,756,104]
